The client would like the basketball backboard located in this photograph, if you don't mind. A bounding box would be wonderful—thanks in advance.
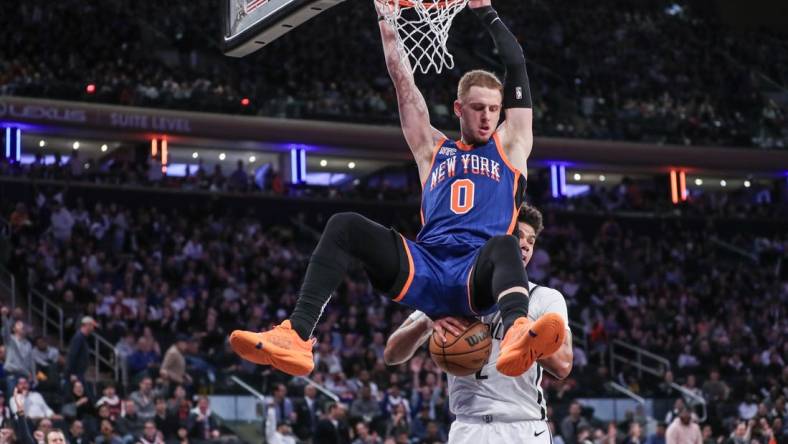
[222,0,347,57]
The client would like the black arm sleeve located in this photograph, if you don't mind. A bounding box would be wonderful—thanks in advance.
[472,6,532,109]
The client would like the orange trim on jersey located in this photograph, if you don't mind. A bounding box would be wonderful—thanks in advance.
[393,234,415,302]
[492,132,522,177]
[506,170,522,235]
[465,265,479,316]
[421,137,448,189]
[454,139,474,152]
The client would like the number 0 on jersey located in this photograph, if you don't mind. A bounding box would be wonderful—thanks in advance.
[450,179,475,215]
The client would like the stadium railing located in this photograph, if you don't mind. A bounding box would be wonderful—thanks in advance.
[25,266,127,392]
[607,381,646,405]
[610,339,671,380]
[27,287,64,349]
[92,331,128,393]
[670,382,708,423]
[568,320,589,353]
[296,375,340,403]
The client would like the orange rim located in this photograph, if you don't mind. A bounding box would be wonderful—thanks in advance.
[390,0,464,9]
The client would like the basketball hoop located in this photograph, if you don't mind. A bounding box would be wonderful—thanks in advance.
[377,0,469,74]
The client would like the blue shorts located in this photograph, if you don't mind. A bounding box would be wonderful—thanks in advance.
[386,234,498,318]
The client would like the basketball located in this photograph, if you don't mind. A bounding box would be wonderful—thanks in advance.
[429,321,492,376]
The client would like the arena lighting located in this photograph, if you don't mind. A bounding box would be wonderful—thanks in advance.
[679,171,687,201]
[598,175,606,182]
[744,180,751,188]
[573,173,581,181]
[249,155,256,163]
[15,128,20,162]
[720,180,727,187]
[192,152,199,159]
[86,84,96,94]
[290,149,298,182]
[320,159,327,167]
[550,165,559,198]
[101,144,108,152]
[695,178,703,186]
[240,97,250,106]
[670,170,679,204]
[300,150,306,180]
[72,141,80,150]
[5,128,22,162]
[39,140,46,148]
[348,162,356,169]
[161,139,168,174]
[219,153,226,161]
[151,139,158,157]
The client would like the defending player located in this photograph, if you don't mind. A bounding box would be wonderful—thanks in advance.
[385,204,573,443]
[229,0,564,378]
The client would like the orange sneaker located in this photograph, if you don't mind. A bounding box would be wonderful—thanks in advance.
[229,320,315,376]
[496,313,566,377]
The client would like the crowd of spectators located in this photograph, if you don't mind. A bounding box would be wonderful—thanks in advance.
[0,0,786,148]
[0,176,785,443]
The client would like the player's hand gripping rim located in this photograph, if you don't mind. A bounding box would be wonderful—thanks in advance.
[467,0,491,9]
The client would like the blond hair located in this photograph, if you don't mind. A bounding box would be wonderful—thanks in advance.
[457,70,503,101]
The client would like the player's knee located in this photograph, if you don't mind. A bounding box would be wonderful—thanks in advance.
[488,234,519,253]
[325,212,362,235]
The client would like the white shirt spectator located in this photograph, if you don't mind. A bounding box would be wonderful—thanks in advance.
[314,350,342,375]
[90,214,111,240]
[51,206,75,241]
[666,417,702,444]
[32,344,59,368]
[678,349,699,368]
[182,239,204,260]
[97,295,117,317]
[10,391,55,420]
[265,406,296,444]
[738,400,758,420]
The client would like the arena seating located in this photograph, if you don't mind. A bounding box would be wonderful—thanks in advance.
[1,0,787,442]
[1,0,786,148]
[1,175,785,443]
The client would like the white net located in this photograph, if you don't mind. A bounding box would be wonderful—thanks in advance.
[378,0,469,74]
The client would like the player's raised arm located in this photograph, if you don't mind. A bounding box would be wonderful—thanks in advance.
[375,1,446,181]
[539,333,573,379]
[384,312,433,365]
[469,0,533,171]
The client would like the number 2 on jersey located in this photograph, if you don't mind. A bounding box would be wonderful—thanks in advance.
[450,179,475,215]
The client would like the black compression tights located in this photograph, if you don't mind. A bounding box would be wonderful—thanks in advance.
[290,212,401,340]
[471,235,530,335]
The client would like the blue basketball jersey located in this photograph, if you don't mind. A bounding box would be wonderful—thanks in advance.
[418,133,525,247]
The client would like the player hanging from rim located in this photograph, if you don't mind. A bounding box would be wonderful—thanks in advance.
[229,0,565,378]
[384,204,573,443]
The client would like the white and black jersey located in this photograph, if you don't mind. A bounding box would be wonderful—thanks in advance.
[441,282,570,422]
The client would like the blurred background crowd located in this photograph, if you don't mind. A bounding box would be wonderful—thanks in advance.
[0,173,784,443]
[0,0,787,443]
[0,0,786,148]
